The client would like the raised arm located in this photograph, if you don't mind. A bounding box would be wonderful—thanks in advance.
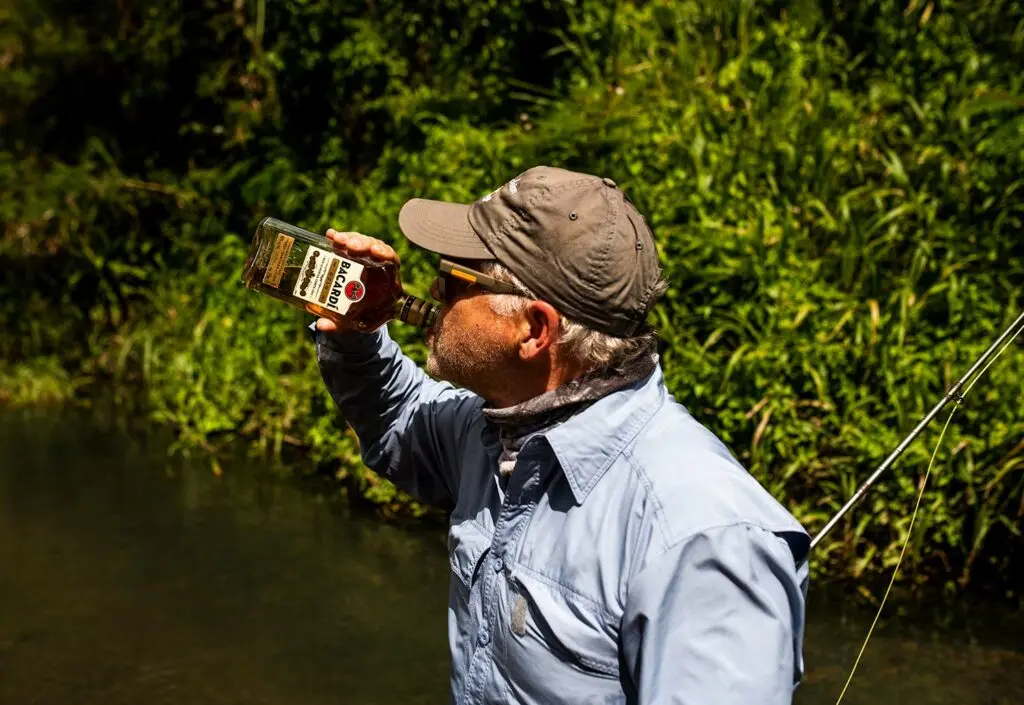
[314,230,481,505]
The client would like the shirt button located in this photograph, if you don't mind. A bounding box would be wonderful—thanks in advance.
[478,631,491,646]
[493,556,504,573]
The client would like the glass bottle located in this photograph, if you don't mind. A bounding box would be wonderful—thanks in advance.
[241,217,438,332]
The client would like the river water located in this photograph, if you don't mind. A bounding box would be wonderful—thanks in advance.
[1,409,1022,705]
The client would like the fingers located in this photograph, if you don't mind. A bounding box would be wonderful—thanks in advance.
[370,240,399,262]
[326,229,400,264]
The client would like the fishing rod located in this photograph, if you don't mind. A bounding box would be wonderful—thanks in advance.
[810,308,1024,551]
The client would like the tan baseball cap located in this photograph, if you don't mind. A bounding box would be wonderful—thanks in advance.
[398,166,662,337]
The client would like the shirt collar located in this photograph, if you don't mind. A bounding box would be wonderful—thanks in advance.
[541,364,666,504]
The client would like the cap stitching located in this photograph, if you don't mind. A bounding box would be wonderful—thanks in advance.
[582,189,620,294]
[631,210,661,325]
[559,180,613,289]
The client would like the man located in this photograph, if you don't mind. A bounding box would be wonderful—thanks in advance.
[313,166,809,704]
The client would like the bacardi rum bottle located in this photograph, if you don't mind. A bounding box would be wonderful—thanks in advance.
[241,217,438,332]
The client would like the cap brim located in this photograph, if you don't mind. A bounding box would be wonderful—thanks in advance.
[398,198,494,260]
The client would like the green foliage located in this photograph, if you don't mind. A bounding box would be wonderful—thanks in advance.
[0,357,78,406]
[2,0,1022,590]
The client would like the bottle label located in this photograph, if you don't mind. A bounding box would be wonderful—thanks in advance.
[262,233,294,288]
[292,245,366,315]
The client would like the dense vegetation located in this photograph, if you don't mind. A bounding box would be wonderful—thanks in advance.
[2,0,1022,591]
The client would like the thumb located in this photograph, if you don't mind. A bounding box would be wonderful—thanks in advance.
[315,318,339,333]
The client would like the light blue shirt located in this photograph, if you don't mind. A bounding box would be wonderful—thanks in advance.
[316,325,809,705]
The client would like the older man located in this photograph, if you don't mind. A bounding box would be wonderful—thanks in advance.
[313,166,809,704]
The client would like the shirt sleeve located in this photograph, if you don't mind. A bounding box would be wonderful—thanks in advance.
[621,524,808,705]
[314,324,483,506]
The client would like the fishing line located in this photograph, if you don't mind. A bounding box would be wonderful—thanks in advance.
[833,407,954,704]
[961,320,1023,396]
[811,310,1024,551]
[833,319,1024,705]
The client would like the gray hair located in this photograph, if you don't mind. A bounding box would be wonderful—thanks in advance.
[478,262,667,375]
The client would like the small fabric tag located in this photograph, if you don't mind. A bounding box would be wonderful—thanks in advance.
[511,593,528,636]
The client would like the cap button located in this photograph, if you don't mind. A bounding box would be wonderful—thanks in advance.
[602,177,617,188]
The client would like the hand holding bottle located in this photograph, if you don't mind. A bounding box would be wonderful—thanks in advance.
[316,230,400,333]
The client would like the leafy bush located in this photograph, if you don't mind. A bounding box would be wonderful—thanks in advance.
[2,0,1022,590]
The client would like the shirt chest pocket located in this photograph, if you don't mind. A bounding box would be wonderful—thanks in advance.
[448,519,491,596]
[503,567,621,681]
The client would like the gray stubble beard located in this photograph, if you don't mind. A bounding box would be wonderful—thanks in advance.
[425,318,519,403]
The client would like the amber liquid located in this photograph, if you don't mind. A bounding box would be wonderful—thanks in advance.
[241,218,436,333]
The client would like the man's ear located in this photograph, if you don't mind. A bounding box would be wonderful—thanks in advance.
[518,300,560,361]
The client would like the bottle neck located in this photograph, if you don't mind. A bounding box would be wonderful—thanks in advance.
[394,295,439,330]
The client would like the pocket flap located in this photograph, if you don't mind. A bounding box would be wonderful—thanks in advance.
[448,520,491,588]
[509,569,619,677]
